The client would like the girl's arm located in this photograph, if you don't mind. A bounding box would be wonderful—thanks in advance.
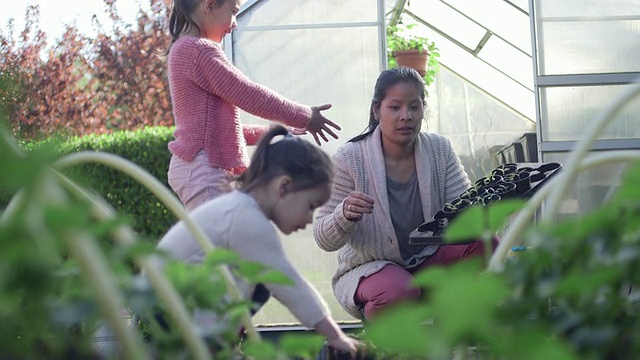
[190,43,311,130]
[313,150,358,252]
[314,317,361,356]
[229,217,332,329]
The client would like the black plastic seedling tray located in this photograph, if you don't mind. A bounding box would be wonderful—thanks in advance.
[409,162,562,246]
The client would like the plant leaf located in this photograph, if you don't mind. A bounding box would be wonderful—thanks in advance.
[445,199,526,242]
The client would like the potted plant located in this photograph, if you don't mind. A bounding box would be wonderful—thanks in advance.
[387,22,440,86]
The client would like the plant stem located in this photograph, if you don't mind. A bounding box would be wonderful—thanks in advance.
[53,152,259,342]
[66,230,149,360]
[55,171,212,360]
[0,189,26,226]
[543,80,640,219]
[488,151,640,272]
[488,79,640,272]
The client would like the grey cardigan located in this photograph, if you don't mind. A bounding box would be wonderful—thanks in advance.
[313,126,470,318]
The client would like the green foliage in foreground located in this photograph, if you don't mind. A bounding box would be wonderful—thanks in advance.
[363,163,640,359]
[0,123,334,359]
[3,122,640,358]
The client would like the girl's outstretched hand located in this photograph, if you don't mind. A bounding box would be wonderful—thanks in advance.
[307,104,341,146]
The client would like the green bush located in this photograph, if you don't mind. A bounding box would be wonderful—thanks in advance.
[27,126,177,241]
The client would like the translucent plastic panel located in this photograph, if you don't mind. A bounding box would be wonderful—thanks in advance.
[507,0,529,14]
[427,70,535,182]
[440,0,532,54]
[540,84,640,142]
[415,24,535,120]
[251,229,357,325]
[234,26,382,156]
[479,36,534,89]
[233,25,381,325]
[242,0,378,26]
[537,19,640,75]
[538,0,640,18]
[407,0,486,51]
[543,152,627,217]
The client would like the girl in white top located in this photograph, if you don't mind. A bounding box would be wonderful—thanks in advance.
[156,125,361,356]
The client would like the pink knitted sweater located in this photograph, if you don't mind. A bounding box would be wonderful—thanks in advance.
[167,36,312,174]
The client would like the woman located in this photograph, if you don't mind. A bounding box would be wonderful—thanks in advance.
[313,68,488,321]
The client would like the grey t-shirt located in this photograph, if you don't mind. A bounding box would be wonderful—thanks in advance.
[386,171,427,264]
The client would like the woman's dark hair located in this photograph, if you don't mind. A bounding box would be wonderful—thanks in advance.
[168,0,227,50]
[236,125,333,193]
[349,67,426,142]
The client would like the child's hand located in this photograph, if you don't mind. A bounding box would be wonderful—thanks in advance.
[326,334,365,359]
[307,104,341,146]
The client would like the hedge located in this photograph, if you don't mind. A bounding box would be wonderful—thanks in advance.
[25,126,178,242]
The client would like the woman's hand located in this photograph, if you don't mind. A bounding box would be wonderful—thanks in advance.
[343,191,375,221]
[306,104,341,146]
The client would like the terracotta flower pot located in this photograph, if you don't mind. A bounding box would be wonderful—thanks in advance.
[394,49,429,77]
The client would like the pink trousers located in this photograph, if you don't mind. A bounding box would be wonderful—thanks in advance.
[354,240,492,320]
[167,151,234,212]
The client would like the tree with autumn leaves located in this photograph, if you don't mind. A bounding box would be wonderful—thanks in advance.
[0,0,172,141]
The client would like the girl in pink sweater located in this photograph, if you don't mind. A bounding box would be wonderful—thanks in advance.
[166,0,341,211]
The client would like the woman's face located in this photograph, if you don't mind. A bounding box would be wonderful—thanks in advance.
[374,81,424,147]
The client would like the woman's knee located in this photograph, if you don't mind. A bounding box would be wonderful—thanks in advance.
[356,264,421,308]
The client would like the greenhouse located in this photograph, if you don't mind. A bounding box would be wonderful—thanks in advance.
[1,0,639,358]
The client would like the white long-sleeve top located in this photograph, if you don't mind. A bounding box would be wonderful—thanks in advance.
[156,190,331,330]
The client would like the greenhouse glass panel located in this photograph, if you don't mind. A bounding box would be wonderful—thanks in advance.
[233,0,384,325]
[234,26,381,156]
[543,152,628,217]
[535,0,640,75]
[539,84,640,142]
[242,0,378,26]
[508,0,529,14]
[428,69,535,182]
[423,28,535,119]
[538,0,640,17]
[407,0,486,50]
[479,36,534,89]
[440,0,532,54]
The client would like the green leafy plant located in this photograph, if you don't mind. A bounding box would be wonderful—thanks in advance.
[386,22,440,86]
